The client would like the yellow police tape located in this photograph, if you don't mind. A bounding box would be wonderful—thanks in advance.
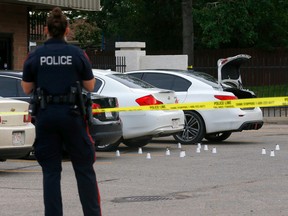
[1,96,288,115]
[93,96,288,113]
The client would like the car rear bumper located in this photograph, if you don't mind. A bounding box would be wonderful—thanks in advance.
[121,110,185,139]
[0,146,33,160]
[89,119,122,146]
[0,124,35,160]
[201,107,264,133]
[238,121,264,131]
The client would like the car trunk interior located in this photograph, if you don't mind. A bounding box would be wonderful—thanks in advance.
[224,87,256,99]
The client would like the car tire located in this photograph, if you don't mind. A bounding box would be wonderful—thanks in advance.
[96,139,121,152]
[123,138,152,148]
[173,111,205,144]
[205,132,232,142]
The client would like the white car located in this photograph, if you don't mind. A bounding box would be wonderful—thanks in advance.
[0,97,35,161]
[127,54,264,144]
[92,69,185,149]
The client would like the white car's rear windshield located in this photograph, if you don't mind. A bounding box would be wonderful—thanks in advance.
[108,74,156,89]
[183,71,219,88]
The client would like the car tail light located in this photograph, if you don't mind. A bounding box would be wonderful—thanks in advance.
[214,95,238,100]
[92,103,101,115]
[135,95,163,106]
[23,113,32,123]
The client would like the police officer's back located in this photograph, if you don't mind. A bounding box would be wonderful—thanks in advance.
[21,7,101,216]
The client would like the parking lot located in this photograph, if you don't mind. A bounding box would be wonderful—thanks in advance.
[0,122,288,216]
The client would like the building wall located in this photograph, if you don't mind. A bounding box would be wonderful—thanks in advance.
[115,42,188,71]
[0,4,28,70]
[140,55,188,70]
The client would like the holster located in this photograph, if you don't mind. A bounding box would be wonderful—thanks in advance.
[70,82,93,124]
[85,92,93,125]
[28,91,39,117]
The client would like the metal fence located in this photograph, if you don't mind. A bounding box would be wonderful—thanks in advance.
[29,11,47,41]
[194,65,288,97]
[88,55,126,73]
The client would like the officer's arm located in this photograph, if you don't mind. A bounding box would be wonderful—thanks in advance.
[82,78,96,92]
[21,81,35,95]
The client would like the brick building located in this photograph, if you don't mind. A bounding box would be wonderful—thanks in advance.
[0,0,100,70]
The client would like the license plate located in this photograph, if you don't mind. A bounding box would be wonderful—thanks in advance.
[105,112,113,119]
[172,119,180,128]
[12,131,25,146]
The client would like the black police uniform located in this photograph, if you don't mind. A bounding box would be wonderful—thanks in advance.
[22,38,101,216]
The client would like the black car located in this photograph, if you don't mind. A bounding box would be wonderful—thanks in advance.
[0,71,122,151]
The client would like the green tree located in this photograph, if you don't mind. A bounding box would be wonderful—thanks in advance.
[193,0,288,49]
[67,0,288,51]
[66,11,101,48]
[96,0,182,51]
[69,19,101,49]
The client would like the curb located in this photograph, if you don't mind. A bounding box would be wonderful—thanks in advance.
[263,117,288,125]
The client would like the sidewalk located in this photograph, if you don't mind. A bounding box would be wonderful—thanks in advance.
[263,116,288,124]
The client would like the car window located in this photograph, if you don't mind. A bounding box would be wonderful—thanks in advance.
[0,76,27,97]
[172,76,191,91]
[129,73,143,79]
[94,78,103,92]
[16,79,27,97]
[0,76,18,97]
[141,73,191,91]
[188,71,218,84]
[185,71,220,88]
[108,74,156,89]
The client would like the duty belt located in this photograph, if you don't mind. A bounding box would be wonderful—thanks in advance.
[45,95,76,104]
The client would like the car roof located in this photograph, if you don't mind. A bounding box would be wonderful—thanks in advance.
[127,69,220,89]
[93,69,162,90]
[92,69,119,76]
[0,71,23,78]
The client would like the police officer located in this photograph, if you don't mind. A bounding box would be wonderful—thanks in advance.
[21,7,101,216]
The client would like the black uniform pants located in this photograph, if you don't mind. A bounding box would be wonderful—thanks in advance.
[34,105,101,216]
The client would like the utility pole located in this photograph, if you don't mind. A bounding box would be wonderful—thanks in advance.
[182,0,194,68]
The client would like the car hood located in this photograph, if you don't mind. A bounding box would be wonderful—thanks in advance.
[217,54,251,89]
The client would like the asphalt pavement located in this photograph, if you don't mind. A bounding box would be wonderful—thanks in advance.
[0,121,288,216]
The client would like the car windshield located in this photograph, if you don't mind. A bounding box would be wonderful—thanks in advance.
[107,73,157,89]
[183,70,220,89]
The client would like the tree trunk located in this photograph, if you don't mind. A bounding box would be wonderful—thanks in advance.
[182,0,194,68]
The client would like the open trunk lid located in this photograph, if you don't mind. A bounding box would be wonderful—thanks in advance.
[217,54,256,99]
[217,54,251,89]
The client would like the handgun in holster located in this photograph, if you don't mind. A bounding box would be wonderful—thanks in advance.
[85,92,94,125]
[29,87,46,117]
[36,88,46,109]
[75,81,93,125]
[28,90,38,117]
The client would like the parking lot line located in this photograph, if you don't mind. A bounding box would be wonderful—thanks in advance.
[8,159,37,163]
[0,169,41,173]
